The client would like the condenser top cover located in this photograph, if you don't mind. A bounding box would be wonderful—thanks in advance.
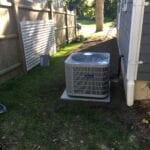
[65,52,110,66]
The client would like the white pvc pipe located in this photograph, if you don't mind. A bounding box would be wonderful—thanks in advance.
[126,0,145,106]
[127,80,135,106]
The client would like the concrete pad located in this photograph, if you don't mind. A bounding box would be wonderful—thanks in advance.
[61,89,110,103]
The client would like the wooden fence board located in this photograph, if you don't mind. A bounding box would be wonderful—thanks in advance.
[0,1,76,83]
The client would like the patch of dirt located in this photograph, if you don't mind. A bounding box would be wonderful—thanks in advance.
[119,101,150,142]
[0,137,18,150]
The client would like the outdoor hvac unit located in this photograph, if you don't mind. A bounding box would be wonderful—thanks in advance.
[65,52,110,98]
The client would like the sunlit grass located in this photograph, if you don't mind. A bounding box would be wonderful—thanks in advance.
[77,18,114,38]
[54,43,82,58]
[104,21,113,27]
[77,18,113,27]
[77,18,95,25]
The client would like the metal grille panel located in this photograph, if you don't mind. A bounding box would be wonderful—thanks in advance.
[65,52,110,98]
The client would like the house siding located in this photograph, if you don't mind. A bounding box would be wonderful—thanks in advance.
[137,4,150,80]
[118,0,133,75]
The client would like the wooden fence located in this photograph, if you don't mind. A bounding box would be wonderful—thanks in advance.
[0,0,76,84]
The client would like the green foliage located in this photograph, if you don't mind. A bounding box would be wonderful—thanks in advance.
[104,0,117,19]
[146,82,150,89]
[64,0,95,20]
[64,0,117,20]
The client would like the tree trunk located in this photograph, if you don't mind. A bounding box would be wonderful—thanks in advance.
[96,0,104,32]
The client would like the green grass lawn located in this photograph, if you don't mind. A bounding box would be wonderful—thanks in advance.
[77,18,113,27]
[77,19,114,38]
[0,43,142,150]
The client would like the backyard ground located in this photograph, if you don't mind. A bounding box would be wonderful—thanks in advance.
[0,22,150,150]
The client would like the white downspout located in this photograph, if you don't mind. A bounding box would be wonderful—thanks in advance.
[127,0,145,106]
[117,1,121,31]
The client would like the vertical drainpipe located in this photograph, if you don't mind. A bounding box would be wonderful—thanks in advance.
[126,0,145,106]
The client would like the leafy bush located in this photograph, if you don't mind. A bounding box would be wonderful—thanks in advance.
[65,0,117,20]
[104,0,117,20]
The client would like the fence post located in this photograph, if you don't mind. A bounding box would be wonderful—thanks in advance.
[12,0,27,73]
[74,10,77,38]
[65,7,69,43]
[48,0,53,19]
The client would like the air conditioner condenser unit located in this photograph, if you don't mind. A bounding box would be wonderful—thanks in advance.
[65,52,110,99]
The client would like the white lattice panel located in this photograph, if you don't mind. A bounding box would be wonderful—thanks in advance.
[20,20,56,71]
